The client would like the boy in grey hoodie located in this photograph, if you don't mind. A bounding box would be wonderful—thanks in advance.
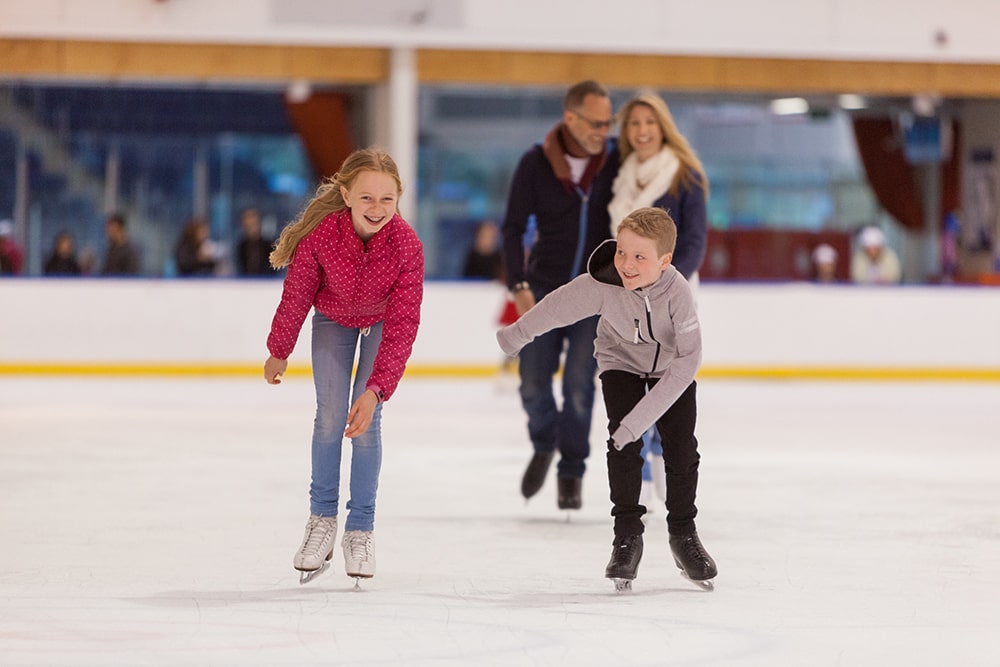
[497,207,717,591]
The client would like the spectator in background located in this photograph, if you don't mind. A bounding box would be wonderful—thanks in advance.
[43,231,82,276]
[811,243,839,283]
[236,207,275,276]
[175,218,218,276]
[462,220,503,281]
[101,213,140,276]
[851,226,901,284]
[0,219,24,275]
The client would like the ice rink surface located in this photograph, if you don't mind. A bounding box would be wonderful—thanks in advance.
[2,374,998,666]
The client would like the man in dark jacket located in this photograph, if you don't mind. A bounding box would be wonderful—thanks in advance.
[500,80,618,511]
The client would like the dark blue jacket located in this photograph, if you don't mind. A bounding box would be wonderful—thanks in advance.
[501,141,617,296]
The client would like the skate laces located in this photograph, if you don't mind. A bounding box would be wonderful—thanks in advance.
[612,536,638,564]
[300,516,335,555]
[680,534,708,560]
[345,531,374,563]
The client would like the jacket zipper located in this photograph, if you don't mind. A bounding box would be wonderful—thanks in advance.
[643,294,661,375]
[569,186,589,279]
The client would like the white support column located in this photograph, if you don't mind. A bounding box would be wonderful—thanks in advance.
[387,47,418,222]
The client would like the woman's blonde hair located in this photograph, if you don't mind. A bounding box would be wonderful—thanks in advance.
[269,147,403,268]
[617,93,710,199]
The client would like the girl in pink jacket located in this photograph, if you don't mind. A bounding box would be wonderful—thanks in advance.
[264,148,424,586]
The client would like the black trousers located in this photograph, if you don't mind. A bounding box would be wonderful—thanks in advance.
[600,372,700,537]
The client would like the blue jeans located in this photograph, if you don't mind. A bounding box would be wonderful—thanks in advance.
[517,314,598,479]
[309,312,383,531]
[640,427,663,482]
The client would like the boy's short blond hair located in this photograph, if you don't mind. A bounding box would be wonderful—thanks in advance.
[617,207,677,256]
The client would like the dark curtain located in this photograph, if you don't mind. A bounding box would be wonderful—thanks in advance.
[284,91,354,180]
[852,116,961,233]
[851,117,924,230]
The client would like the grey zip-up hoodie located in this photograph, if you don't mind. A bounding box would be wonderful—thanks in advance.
[497,239,701,448]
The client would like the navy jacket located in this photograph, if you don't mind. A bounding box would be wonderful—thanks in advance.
[501,141,617,296]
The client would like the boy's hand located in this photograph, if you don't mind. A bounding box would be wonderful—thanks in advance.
[607,437,625,452]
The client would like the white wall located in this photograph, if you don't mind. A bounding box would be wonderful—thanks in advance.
[2,280,999,377]
[1,0,998,63]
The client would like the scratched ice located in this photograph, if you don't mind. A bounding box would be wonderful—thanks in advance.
[1,376,997,666]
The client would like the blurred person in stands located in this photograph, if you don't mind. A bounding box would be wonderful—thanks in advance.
[0,219,24,275]
[263,147,423,586]
[501,80,618,512]
[850,226,901,284]
[174,218,219,276]
[236,207,275,276]
[43,231,82,276]
[811,243,839,283]
[100,212,140,276]
[462,220,503,281]
[608,92,709,517]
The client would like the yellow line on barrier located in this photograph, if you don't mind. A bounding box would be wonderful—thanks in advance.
[2,363,1000,382]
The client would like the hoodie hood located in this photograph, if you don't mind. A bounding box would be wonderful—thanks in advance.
[587,238,679,295]
[587,239,622,286]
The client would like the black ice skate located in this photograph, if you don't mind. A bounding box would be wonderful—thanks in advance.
[557,477,582,510]
[520,451,554,499]
[605,534,643,593]
[669,530,717,591]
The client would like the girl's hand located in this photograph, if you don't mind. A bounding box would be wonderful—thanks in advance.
[345,389,379,438]
[264,355,288,385]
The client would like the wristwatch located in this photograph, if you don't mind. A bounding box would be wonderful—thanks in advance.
[511,281,531,295]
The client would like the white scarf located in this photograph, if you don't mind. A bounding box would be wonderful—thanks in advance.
[608,146,679,235]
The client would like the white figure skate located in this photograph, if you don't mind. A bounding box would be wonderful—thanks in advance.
[294,514,337,585]
[342,530,375,590]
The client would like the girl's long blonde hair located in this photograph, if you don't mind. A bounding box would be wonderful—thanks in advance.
[269,147,403,268]
[617,93,710,199]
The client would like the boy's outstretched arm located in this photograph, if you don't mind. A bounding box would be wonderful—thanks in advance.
[495,275,599,357]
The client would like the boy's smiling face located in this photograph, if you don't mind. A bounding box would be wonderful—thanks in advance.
[614,228,672,290]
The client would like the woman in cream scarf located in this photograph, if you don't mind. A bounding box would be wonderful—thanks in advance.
[607,92,710,513]
[608,93,709,282]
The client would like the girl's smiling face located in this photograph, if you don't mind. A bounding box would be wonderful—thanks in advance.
[614,228,672,290]
[341,170,399,241]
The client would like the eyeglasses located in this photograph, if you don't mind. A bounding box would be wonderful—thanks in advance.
[570,109,613,131]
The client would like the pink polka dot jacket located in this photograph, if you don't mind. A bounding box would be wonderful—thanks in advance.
[267,208,424,401]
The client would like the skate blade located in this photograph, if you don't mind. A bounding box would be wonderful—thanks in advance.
[297,562,330,585]
[680,571,715,591]
[348,574,373,591]
[609,577,633,593]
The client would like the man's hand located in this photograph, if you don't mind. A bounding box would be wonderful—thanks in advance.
[513,289,536,316]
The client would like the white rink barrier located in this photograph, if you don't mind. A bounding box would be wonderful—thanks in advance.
[2,278,1000,380]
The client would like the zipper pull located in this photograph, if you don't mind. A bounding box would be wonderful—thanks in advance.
[633,319,640,344]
